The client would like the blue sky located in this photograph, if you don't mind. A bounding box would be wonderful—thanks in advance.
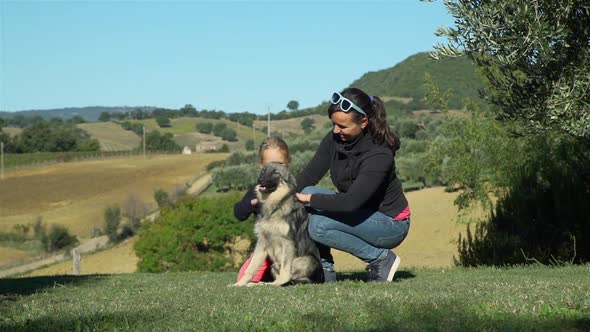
[0,1,453,114]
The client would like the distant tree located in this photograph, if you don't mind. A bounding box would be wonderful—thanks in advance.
[287,100,300,111]
[49,117,64,125]
[245,139,255,151]
[104,205,121,242]
[123,192,147,232]
[220,128,238,142]
[78,139,101,152]
[144,131,180,152]
[0,129,14,152]
[156,116,171,128]
[0,118,5,127]
[219,144,230,153]
[154,189,169,208]
[180,104,198,117]
[196,122,213,134]
[98,112,111,122]
[17,122,52,152]
[67,115,86,124]
[212,123,227,136]
[45,225,78,252]
[300,117,315,134]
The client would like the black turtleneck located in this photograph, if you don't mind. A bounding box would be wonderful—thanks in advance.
[295,131,408,218]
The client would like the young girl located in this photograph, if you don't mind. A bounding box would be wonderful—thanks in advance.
[234,136,290,283]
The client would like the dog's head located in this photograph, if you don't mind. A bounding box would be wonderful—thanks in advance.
[255,162,296,198]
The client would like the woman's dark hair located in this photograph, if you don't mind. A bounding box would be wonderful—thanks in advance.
[328,87,400,152]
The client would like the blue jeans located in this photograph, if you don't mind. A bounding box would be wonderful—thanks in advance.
[302,186,410,271]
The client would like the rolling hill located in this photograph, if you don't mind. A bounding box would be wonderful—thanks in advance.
[350,52,486,110]
[77,122,141,151]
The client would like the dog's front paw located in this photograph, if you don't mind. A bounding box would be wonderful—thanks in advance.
[230,282,247,287]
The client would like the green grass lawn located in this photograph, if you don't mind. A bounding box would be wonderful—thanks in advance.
[1,265,588,331]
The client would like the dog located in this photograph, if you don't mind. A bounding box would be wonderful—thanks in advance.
[234,162,324,286]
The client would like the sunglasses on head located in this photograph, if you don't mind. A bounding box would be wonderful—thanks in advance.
[331,92,367,117]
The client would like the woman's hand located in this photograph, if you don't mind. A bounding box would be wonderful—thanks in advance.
[250,198,259,206]
[295,193,311,205]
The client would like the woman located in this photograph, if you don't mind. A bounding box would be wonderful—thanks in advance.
[295,88,411,283]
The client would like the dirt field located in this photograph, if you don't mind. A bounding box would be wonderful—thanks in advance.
[0,153,227,237]
[0,247,33,268]
[25,238,138,277]
[333,187,468,270]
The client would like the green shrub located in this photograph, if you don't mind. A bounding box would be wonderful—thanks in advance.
[134,192,254,272]
[104,205,121,242]
[212,164,257,192]
[45,224,78,252]
[154,189,169,208]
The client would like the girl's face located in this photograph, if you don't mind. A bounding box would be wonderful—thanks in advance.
[331,111,368,142]
[259,147,289,168]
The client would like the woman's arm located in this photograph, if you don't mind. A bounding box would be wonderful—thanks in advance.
[295,132,332,192]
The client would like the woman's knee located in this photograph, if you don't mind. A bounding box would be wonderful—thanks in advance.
[307,215,325,241]
[301,186,335,195]
[302,186,320,195]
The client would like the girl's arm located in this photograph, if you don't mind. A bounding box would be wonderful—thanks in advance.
[233,187,258,221]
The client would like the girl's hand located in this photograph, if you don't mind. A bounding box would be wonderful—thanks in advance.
[295,193,311,205]
[250,198,259,206]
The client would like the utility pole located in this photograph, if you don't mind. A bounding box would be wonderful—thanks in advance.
[267,105,271,137]
[142,125,146,158]
[252,123,256,146]
[1,142,4,180]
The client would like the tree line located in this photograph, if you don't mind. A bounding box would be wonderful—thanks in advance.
[0,118,100,153]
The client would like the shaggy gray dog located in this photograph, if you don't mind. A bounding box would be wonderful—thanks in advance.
[234,162,324,286]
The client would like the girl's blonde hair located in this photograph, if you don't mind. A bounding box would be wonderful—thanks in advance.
[258,136,290,163]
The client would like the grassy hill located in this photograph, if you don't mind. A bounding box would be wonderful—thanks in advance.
[77,122,141,151]
[121,117,316,151]
[2,265,588,331]
[350,52,485,110]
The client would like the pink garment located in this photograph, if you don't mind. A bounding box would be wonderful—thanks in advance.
[237,255,273,282]
[394,205,411,221]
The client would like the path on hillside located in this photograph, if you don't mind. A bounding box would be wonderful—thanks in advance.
[0,236,110,278]
[0,173,213,278]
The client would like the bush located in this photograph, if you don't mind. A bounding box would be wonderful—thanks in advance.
[196,122,213,134]
[154,189,169,208]
[212,165,257,192]
[245,139,255,151]
[123,193,147,232]
[455,134,590,266]
[45,225,78,252]
[220,128,238,142]
[104,205,121,242]
[134,192,254,272]
[212,123,227,136]
[156,116,171,128]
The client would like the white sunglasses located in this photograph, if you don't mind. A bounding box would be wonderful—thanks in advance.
[331,92,367,117]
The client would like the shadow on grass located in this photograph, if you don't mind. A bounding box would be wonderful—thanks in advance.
[337,270,416,283]
[1,309,159,332]
[0,274,110,296]
[299,299,590,331]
